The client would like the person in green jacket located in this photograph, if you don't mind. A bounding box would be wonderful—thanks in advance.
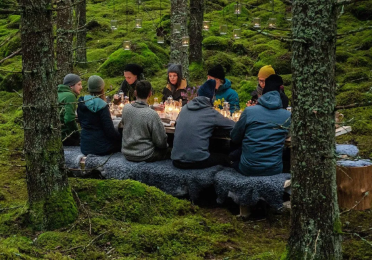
[58,74,82,146]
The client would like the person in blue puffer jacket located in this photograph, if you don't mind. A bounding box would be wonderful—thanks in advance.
[207,64,240,113]
[230,74,291,176]
[77,75,121,156]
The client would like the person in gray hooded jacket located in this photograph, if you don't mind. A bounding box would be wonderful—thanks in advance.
[171,79,235,169]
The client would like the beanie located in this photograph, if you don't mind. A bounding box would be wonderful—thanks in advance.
[207,64,225,80]
[124,64,143,76]
[198,79,216,102]
[63,74,81,87]
[87,75,105,93]
[167,63,183,78]
[262,74,283,95]
[258,65,275,79]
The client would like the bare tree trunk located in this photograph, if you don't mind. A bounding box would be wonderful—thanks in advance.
[170,0,189,80]
[189,0,203,64]
[75,0,87,64]
[20,0,78,231]
[286,0,342,259]
[56,0,74,83]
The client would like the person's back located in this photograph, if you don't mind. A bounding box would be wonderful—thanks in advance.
[78,75,121,155]
[231,75,291,176]
[172,79,235,169]
[121,80,168,162]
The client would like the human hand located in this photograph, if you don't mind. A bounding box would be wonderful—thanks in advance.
[246,100,257,107]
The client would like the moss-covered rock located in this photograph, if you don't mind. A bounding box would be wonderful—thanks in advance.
[202,36,231,51]
[98,43,162,77]
[204,52,235,74]
[189,62,206,80]
[346,0,372,21]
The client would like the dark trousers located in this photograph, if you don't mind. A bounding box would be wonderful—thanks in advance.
[172,153,231,169]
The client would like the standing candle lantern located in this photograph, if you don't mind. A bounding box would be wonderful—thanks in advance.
[157,36,164,44]
[234,3,241,15]
[233,29,241,39]
[253,17,261,28]
[173,23,181,33]
[268,18,276,29]
[135,18,142,28]
[110,20,118,30]
[220,24,228,35]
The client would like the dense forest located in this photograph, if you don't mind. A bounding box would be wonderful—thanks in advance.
[0,0,372,258]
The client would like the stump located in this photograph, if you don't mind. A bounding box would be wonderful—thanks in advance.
[336,164,372,210]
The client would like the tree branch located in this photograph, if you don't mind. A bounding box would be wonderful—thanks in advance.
[336,101,372,110]
[0,48,22,64]
[251,28,306,43]
[336,0,369,7]
[337,26,372,38]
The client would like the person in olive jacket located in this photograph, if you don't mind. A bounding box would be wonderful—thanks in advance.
[77,75,121,155]
[162,64,188,106]
[57,74,82,146]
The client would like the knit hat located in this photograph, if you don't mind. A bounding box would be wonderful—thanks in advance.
[63,74,81,87]
[198,79,216,101]
[207,64,225,80]
[87,75,105,93]
[258,65,275,79]
[262,74,283,95]
[124,64,143,76]
[167,63,183,78]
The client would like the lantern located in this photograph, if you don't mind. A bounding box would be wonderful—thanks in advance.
[135,18,142,28]
[110,20,118,30]
[157,35,164,44]
[123,41,131,50]
[253,17,261,28]
[233,29,241,39]
[268,18,276,29]
[234,3,241,15]
[182,36,189,46]
[203,21,211,31]
[220,24,228,35]
[173,23,181,34]
[286,13,292,22]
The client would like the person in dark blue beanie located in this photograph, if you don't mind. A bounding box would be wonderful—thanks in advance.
[171,79,235,169]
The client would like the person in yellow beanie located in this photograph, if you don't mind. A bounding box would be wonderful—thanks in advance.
[247,65,275,107]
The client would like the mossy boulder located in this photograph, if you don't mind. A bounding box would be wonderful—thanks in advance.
[0,73,22,92]
[189,62,206,80]
[202,36,230,51]
[253,50,291,75]
[336,51,353,63]
[98,43,162,77]
[343,70,370,83]
[232,40,249,55]
[346,0,372,21]
[204,52,235,74]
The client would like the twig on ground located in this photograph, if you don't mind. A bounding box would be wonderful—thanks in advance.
[340,191,370,215]
[83,231,108,252]
[72,188,92,235]
[0,49,21,64]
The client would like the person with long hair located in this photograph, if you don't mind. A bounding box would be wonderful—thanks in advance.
[162,64,188,106]
[77,75,121,155]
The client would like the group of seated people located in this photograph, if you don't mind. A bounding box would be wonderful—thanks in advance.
[58,63,290,177]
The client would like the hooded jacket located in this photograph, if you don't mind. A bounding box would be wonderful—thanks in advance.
[162,78,188,106]
[231,91,291,176]
[215,78,240,113]
[171,96,235,162]
[57,85,80,140]
[77,95,121,155]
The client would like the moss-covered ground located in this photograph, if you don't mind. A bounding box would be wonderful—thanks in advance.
[1,0,372,258]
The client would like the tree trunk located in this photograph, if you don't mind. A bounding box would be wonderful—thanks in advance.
[75,0,87,64]
[189,0,203,64]
[20,0,78,231]
[56,0,74,83]
[170,0,189,80]
[286,0,342,259]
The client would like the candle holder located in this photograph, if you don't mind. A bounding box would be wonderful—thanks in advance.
[268,18,276,29]
[253,17,261,28]
[233,29,241,39]
[110,20,118,30]
[234,3,241,15]
[123,41,131,50]
[203,21,211,31]
[182,36,189,46]
[135,18,142,28]
[173,23,181,34]
[220,24,228,35]
[157,35,164,44]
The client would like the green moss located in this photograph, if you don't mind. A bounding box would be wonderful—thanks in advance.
[334,218,343,234]
[204,52,235,74]
[28,186,78,231]
[189,62,206,80]
[0,73,22,92]
[202,36,231,50]
[0,34,21,58]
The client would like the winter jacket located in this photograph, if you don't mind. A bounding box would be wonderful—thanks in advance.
[171,96,235,162]
[251,84,289,109]
[215,78,240,113]
[57,85,80,140]
[162,78,188,106]
[231,91,291,176]
[121,100,168,162]
[113,79,138,105]
[77,95,121,155]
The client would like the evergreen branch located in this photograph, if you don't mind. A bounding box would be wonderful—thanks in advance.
[337,26,372,38]
[0,48,22,64]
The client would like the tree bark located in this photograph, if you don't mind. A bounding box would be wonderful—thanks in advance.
[189,0,203,64]
[56,0,74,83]
[286,0,342,259]
[75,0,87,64]
[170,0,189,80]
[20,0,78,230]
